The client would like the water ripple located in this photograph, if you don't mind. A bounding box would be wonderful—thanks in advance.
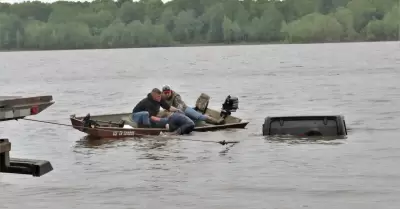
[1,42,400,209]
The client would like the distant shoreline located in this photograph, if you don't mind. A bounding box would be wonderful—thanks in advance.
[0,40,396,53]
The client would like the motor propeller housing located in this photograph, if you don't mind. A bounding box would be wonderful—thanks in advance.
[82,113,100,130]
[220,95,239,117]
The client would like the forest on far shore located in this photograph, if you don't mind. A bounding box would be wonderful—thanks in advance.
[0,0,398,50]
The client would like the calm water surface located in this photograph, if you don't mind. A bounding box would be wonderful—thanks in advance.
[0,42,399,209]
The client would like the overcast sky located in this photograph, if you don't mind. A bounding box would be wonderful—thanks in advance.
[1,0,171,3]
[2,0,81,3]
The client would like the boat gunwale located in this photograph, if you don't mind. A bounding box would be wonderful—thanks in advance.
[69,116,168,131]
[69,112,249,131]
[70,110,247,120]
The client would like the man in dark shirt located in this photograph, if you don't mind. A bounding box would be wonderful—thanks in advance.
[132,88,180,128]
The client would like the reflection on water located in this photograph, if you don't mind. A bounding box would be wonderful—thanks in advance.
[219,143,239,156]
[1,42,400,209]
[264,135,347,145]
[75,136,123,148]
[73,131,245,163]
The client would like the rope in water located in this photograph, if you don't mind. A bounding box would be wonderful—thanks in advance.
[20,118,239,145]
[22,118,78,128]
[167,137,239,145]
[21,118,124,134]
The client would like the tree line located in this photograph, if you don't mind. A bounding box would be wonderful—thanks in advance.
[0,0,398,50]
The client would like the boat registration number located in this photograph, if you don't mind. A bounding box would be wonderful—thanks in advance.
[112,131,135,136]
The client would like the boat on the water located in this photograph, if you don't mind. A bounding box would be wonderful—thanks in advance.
[69,93,249,139]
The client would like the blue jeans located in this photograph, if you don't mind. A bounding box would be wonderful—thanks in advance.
[132,111,150,126]
[152,117,168,128]
[184,107,207,121]
[168,112,195,134]
[131,111,168,128]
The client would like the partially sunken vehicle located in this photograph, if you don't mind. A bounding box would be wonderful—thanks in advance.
[262,115,347,137]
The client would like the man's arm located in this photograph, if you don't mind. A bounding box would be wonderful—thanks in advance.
[160,98,181,113]
[132,98,145,113]
[169,106,180,112]
[173,95,186,110]
[160,98,172,111]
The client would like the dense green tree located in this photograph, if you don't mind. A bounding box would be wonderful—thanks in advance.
[365,4,399,41]
[222,16,242,43]
[282,13,344,43]
[333,6,358,41]
[0,0,397,50]
[117,1,146,24]
[23,20,57,49]
[89,0,118,16]
[254,4,285,41]
[0,13,24,49]
[382,5,400,40]
[159,7,175,32]
[9,2,52,22]
[172,10,203,43]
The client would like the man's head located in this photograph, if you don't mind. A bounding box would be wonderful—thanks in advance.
[162,85,173,99]
[150,88,162,102]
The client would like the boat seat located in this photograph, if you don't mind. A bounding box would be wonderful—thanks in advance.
[195,93,210,114]
[121,115,138,128]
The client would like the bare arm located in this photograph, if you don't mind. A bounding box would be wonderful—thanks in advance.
[151,116,161,121]
[169,106,179,112]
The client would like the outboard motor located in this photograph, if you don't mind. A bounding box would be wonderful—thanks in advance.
[82,113,100,131]
[220,95,239,118]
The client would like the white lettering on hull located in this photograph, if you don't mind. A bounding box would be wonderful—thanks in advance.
[112,131,135,136]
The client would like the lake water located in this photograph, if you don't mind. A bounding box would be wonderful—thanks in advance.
[0,41,399,209]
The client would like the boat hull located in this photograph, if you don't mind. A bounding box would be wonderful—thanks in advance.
[70,116,165,139]
[69,93,249,139]
[69,110,248,139]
